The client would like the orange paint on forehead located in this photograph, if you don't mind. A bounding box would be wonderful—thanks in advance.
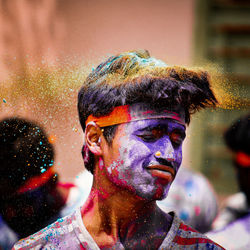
[86,105,131,127]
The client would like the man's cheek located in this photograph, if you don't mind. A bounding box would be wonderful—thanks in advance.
[107,160,134,188]
[175,149,183,169]
[177,148,182,160]
[127,141,151,162]
[107,159,124,176]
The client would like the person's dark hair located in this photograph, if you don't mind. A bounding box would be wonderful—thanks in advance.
[78,50,218,173]
[224,113,250,155]
[0,117,55,199]
[224,114,250,204]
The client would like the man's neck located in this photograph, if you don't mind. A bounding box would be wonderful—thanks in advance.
[81,166,173,249]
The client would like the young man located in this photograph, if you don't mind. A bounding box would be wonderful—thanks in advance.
[14,50,224,249]
[0,117,89,249]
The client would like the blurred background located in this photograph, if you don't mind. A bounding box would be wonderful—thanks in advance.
[0,0,249,204]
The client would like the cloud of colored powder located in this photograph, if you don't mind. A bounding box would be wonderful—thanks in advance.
[192,62,250,110]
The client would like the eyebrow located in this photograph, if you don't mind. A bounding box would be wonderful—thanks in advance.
[137,124,186,137]
[136,124,168,132]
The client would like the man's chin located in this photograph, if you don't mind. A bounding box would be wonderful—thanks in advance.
[153,183,172,201]
[128,183,170,201]
[136,188,168,201]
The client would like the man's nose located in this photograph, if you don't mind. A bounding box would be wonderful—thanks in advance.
[154,138,175,162]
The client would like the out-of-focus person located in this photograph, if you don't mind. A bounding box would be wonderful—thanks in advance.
[0,117,90,249]
[157,166,218,233]
[206,113,250,250]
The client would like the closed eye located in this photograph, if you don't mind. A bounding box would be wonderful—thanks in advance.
[136,128,165,142]
[170,130,186,147]
[136,127,185,145]
[137,134,157,142]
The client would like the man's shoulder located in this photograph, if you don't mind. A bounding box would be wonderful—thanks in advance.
[164,214,225,249]
[13,209,81,249]
[174,221,224,248]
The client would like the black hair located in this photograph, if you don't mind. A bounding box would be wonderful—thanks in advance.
[0,117,55,199]
[224,113,250,155]
[224,114,250,204]
[78,50,218,173]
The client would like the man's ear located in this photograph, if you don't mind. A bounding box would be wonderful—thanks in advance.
[85,122,102,156]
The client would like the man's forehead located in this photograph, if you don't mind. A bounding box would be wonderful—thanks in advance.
[124,118,186,131]
[85,103,186,128]
[128,103,186,125]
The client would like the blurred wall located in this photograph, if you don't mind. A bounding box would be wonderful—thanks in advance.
[60,0,194,65]
[0,0,195,181]
[191,0,250,196]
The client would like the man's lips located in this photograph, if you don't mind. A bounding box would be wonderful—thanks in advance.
[146,165,175,182]
[147,164,175,175]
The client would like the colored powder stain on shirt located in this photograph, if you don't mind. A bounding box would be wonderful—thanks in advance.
[80,243,88,250]
[3,98,7,103]
[57,218,64,223]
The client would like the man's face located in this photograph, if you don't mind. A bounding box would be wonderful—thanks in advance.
[101,107,186,201]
